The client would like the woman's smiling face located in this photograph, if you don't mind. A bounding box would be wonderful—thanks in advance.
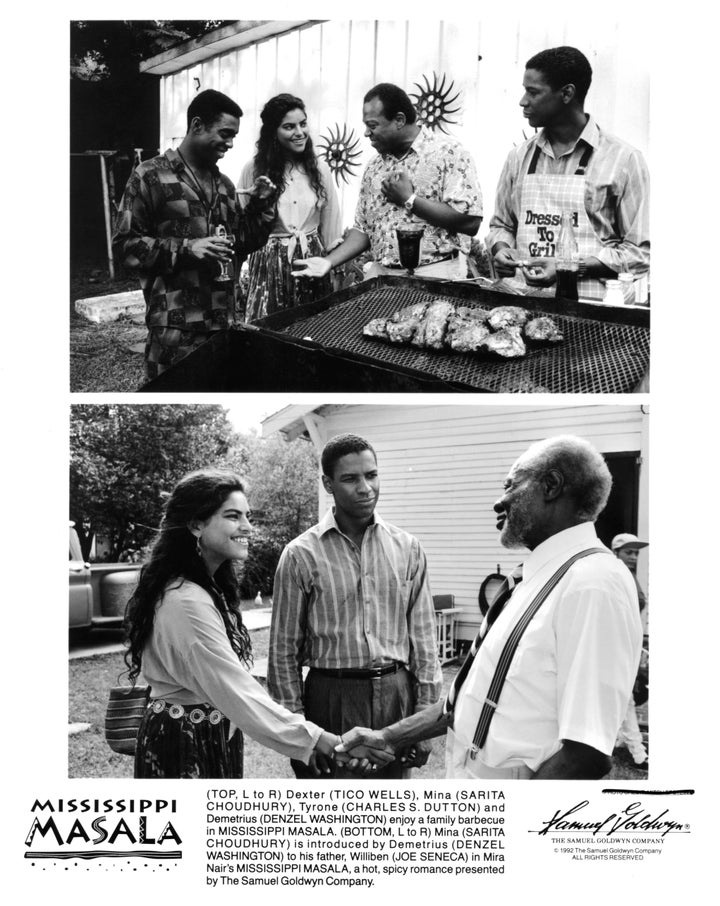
[276,107,309,156]
[196,491,252,573]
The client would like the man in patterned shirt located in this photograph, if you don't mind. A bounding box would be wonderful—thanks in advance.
[487,46,650,301]
[293,83,482,282]
[268,433,443,779]
[113,89,276,379]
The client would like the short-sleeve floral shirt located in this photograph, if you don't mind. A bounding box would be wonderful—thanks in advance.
[353,127,483,266]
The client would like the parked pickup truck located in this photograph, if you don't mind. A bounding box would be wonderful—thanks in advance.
[69,523,141,631]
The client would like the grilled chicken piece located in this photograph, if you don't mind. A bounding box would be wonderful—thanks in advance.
[447,306,487,330]
[446,308,491,352]
[363,318,390,340]
[448,322,492,353]
[412,299,455,349]
[524,316,563,343]
[385,301,429,344]
[487,305,530,331]
[480,326,527,358]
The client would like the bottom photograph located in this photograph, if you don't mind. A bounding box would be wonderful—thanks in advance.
[69,402,649,781]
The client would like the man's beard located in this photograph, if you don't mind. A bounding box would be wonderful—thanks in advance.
[500,496,534,550]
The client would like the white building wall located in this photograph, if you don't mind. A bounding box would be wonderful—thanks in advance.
[299,404,647,639]
[157,15,649,248]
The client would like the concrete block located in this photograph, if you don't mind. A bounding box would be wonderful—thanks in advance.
[75,290,146,324]
[68,722,92,735]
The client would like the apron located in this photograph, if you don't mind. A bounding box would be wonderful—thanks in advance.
[512,143,606,301]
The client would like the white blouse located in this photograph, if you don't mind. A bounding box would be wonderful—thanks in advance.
[239,157,342,248]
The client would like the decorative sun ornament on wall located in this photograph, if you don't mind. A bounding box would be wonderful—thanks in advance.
[317,124,363,186]
[410,72,462,133]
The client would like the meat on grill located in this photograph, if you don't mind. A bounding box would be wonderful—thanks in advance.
[362,318,390,340]
[487,306,530,331]
[524,316,563,343]
[385,301,429,344]
[479,326,527,358]
[448,306,488,331]
[362,300,561,359]
[446,307,491,352]
[412,299,455,349]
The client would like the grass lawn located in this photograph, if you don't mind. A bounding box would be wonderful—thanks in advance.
[70,263,146,392]
[69,625,645,781]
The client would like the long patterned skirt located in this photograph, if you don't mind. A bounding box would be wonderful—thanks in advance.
[244,232,332,322]
[134,703,244,779]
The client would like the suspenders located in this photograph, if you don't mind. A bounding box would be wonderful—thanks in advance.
[464,547,610,759]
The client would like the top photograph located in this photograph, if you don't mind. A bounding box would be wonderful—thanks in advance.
[70,18,650,394]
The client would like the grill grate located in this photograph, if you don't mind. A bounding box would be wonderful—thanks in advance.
[277,285,649,393]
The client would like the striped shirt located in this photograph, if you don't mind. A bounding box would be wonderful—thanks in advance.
[268,509,443,714]
[487,116,650,275]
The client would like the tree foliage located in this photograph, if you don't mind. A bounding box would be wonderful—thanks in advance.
[69,406,320,596]
[224,433,319,596]
[246,433,318,540]
[70,21,233,81]
[70,405,239,560]
[69,20,236,154]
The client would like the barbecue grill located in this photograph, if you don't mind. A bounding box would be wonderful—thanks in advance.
[140,276,649,393]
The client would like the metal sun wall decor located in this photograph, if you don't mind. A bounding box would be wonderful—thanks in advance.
[317,72,461,185]
[317,124,363,186]
[410,72,461,133]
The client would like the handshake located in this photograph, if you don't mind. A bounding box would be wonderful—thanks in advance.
[328,727,432,776]
[311,700,447,776]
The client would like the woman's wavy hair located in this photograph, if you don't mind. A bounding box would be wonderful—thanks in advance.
[253,93,326,205]
[124,469,252,684]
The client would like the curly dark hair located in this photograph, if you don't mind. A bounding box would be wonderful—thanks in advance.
[124,469,252,685]
[253,93,326,205]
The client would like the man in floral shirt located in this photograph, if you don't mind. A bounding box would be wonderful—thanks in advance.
[113,89,275,379]
[294,83,482,282]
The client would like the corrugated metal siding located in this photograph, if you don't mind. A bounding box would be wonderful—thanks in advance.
[157,17,649,243]
[308,404,647,638]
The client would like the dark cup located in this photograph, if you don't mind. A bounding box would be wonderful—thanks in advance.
[555,264,579,302]
[396,225,425,275]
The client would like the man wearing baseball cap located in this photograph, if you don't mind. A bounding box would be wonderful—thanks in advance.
[611,533,649,769]
[612,533,648,576]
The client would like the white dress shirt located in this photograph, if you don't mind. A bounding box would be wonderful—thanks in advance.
[451,523,642,775]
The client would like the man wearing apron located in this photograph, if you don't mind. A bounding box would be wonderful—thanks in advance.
[487,46,650,302]
[336,436,642,780]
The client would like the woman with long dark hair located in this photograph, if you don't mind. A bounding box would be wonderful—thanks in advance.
[124,468,339,778]
[239,93,342,320]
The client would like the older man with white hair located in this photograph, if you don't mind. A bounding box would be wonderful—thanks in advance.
[337,434,643,779]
